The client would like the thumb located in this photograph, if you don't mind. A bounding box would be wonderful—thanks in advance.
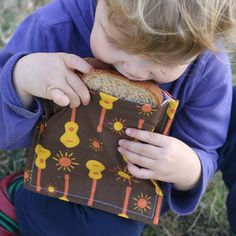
[61,53,94,74]
[48,88,70,107]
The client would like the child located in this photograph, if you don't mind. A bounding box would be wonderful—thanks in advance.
[0,0,235,235]
[218,86,236,236]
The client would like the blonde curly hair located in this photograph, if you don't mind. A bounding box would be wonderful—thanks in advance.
[104,0,236,64]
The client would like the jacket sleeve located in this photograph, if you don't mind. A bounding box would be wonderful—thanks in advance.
[166,52,232,214]
[0,14,51,150]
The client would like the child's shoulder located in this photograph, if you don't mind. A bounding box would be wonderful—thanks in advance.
[33,0,72,28]
[189,50,231,81]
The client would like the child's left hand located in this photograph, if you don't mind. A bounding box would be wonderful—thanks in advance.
[118,128,202,191]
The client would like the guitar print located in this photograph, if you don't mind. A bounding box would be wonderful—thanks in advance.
[137,119,144,129]
[34,144,51,192]
[86,160,105,206]
[119,186,132,218]
[59,174,70,201]
[97,92,118,133]
[60,108,80,148]
[163,99,179,135]
[52,151,79,201]
[110,166,140,219]
[150,179,163,225]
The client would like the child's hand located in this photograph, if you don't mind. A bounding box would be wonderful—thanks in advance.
[118,128,202,191]
[13,53,94,108]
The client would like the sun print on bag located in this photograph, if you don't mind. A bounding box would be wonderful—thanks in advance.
[89,137,104,152]
[108,117,127,135]
[136,104,157,117]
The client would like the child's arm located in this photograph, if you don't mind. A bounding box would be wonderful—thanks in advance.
[0,15,45,150]
[118,51,232,214]
[0,12,92,150]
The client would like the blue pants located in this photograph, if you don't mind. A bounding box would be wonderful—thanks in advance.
[14,185,169,236]
[14,187,145,236]
[218,86,236,233]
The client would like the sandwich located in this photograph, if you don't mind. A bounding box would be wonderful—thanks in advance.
[76,58,163,107]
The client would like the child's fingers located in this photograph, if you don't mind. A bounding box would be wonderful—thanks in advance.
[61,53,94,74]
[48,88,70,107]
[118,147,156,169]
[125,128,170,147]
[118,139,161,160]
[48,83,81,107]
[127,162,154,179]
[66,70,91,106]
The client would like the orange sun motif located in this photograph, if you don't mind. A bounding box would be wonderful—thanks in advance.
[133,193,152,214]
[52,151,79,172]
[24,169,31,182]
[136,104,157,117]
[110,166,140,186]
[108,117,126,135]
[46,183,57,196]
[89,138,103,152]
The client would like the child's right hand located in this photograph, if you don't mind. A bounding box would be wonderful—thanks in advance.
[13,53,94,108]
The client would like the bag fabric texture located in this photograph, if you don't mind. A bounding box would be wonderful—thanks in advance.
[24,88,178,226]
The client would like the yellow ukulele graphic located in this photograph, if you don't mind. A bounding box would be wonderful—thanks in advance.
[34,144,51,192]
[137,119,144,129]
[163,99,179,135]
[97,92,118,133]
[110,166,140,219]
[86,160,105,206]
[119,185,132,218]
[60,174,70,201]
[151,179,163,225]
[60,108,80,148]
[132,119,145,142]
[53,151,79,202]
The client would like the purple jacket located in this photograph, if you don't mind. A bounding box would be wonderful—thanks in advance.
[0,0,232,216]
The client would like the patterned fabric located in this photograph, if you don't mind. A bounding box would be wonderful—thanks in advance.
[0,173,23,236]
[24,89,178,226]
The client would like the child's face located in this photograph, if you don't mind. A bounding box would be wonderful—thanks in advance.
[90,0,193,84]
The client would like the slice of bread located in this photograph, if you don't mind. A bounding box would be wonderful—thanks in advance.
[76,58,163,106]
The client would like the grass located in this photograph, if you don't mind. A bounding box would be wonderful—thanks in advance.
[0,1,235,235]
